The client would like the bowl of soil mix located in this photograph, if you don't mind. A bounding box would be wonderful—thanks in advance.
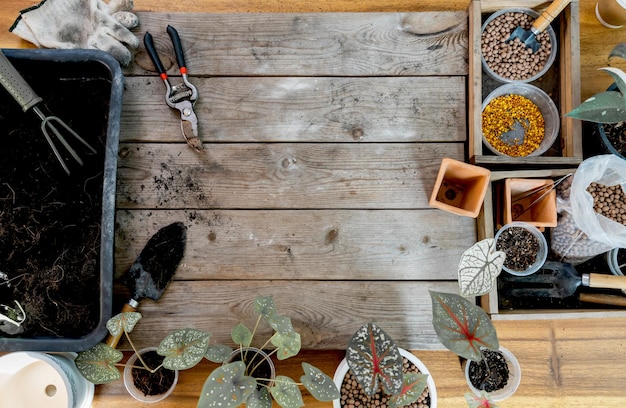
[481,83,559,158]
[0,49,123,351]
[124,347,179,403]
[464,347,521,402]
[495,221,548,276]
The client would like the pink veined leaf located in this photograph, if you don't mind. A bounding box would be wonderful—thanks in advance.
[465,391,499,408]
[458,239,505,297]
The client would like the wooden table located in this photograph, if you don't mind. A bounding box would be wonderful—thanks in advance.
[2,1,626,407]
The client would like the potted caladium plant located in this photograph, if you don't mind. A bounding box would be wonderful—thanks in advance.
[566,43,626,159]
[332,323,436,408]
[429,291,521,402]
[197,295,340,408]
[74,311,210,403]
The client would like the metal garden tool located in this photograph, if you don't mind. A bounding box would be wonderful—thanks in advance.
[506,0,571,53]
[500,261,626,298]
[106,222,187,348]
[0,51,96,175]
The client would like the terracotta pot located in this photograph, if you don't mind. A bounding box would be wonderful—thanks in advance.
[429,158,491,218]
[504,178,557,231]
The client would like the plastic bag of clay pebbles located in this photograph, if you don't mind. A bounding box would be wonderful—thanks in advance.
[551,155,626,264]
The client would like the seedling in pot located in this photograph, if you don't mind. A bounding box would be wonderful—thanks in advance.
[343,323,429,408]
[75,312,210,392]
[198,295,339,408]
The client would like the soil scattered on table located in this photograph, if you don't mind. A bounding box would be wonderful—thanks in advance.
[0,58,111,338]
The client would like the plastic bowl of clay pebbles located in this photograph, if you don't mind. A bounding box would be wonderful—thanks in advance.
[481,82,559,157]
[481,8,558,83]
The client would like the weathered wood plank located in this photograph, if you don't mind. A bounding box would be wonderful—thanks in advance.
[116,142,464,209]
[129,12,468,76]
[121,76,467,143]
[119,280,460,350]
[114,209,476,280]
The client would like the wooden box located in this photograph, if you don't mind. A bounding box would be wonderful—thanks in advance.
[468,0,583,167]
[477,169,626,320]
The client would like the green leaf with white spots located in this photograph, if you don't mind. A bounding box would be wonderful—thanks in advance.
[271,330,301,360]
[106,312,142,337]
[268,314,294,335]
[197,362,256,408]
[254,295,276,320]
[346,323,403,397]
[75,343,123,384]
[231,322,253,347]
[157,328,210,370]
[205,344,234,363]
[245,388,272,408]
[270,376,304,408]
[388,373,429,408]
[300,363,340,401]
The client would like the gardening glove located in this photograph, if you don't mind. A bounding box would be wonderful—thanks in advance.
[10,0,140,66]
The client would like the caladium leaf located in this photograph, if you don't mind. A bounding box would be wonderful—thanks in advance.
[388,373,429,408]
[300,362,340,401]
[346,323,403,397]
[269,314,295,335]
[246,388,272,408]
[157,328,211,370]
[231,322,253,347]
[465,391,499,408]
[254,295,276,320]
[430,291,499,362]
[270,375,304,408]
[106,312,142,337]
[566,90,626,123]
[271,330,301,360]
[75,343,123,384]
[458,238,505,297]
[602,67,626,97]
[609,43,626,61]
[205,344,234,363]
[197,361,256,408]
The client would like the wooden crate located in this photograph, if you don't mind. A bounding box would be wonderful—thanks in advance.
[477,169,626,320]
[468,0,583,167]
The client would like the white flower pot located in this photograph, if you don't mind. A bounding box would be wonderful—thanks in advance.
[332,348,437,407]
[0,351,94,408]
[464,347,521,401]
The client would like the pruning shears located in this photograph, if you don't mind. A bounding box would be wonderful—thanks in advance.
[144,25,204,152]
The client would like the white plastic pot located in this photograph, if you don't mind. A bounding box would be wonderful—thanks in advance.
[123,347,179,403]
[464,347,521,402]
[332,348,437,408]
[0,351,94,408]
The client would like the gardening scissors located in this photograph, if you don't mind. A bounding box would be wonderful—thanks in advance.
[144,25,204,152]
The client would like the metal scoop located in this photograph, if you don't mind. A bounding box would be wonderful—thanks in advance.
[500,261,626,298]
[0,51,96,175]
[506,0,571,53]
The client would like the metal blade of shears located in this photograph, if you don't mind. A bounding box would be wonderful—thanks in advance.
[177,100,203,152]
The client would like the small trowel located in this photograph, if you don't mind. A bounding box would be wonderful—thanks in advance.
[106,222,187,348]
[506,0,571,53]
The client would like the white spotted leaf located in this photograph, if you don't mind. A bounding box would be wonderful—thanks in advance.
[458,238,505,297]
[300,362,340,401]
[197,361,256,408]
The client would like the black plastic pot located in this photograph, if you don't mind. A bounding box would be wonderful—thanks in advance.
[0,49,122,351]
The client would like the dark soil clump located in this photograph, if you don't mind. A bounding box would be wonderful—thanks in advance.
[601,121,626,157]
[496,226,539,271]
[468,349,510,393]
[132,350,176,396]
[0,58,111,338]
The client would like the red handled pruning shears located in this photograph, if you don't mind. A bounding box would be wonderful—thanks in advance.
[144,25,203,152]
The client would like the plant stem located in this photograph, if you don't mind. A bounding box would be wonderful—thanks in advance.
[125,331,160,373]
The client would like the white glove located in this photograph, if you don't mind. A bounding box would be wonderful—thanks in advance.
[10,0,140,66]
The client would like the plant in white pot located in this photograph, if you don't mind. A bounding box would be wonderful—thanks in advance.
[429,291,521,402]
[74,311,210,403]
[566,43,626,158]
[333,323,436,408]
[197,295,340,408]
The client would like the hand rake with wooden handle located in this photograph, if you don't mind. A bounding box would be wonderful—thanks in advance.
[500,261,626,298]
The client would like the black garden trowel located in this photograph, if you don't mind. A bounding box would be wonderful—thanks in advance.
[506,0,570,53]
[106,222,187,348]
